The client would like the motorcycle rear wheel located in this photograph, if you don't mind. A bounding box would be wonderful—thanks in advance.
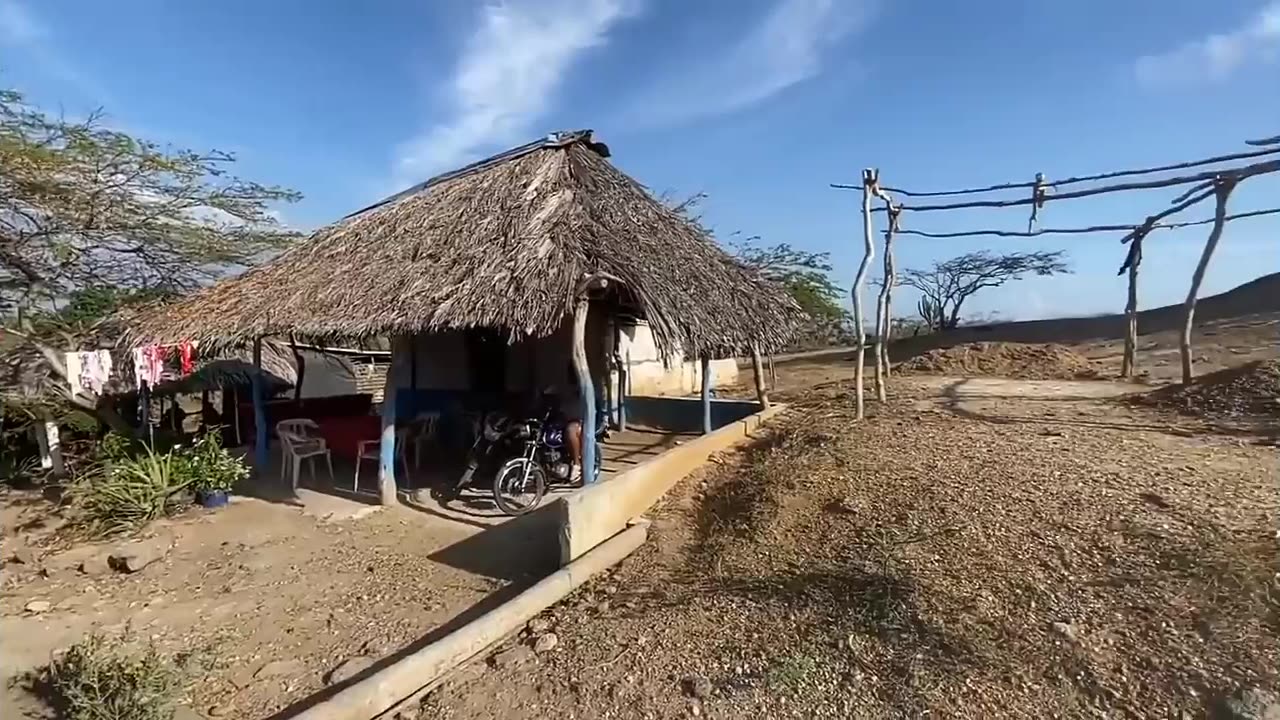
[492,458,547,516]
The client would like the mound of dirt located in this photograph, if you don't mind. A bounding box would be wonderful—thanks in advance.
[1135,359,1280,419]
[897,342,1100,380]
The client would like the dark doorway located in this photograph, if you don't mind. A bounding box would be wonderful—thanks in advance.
[465,328,507,394]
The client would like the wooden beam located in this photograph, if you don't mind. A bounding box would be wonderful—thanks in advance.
[251,337,268,472]
[377,341,400,505]
[700,355,713,434]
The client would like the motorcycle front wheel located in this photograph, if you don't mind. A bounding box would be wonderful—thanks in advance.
[492,458,547,516]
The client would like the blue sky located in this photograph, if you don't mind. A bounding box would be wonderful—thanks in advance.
[2,0,1278,322]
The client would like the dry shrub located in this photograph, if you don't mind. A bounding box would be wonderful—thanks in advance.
[46,633,186,720]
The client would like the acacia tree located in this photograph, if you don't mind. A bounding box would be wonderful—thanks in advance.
[900,249,1069,331]
[1,88,300,423]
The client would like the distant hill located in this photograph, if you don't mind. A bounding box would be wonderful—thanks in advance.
[940,272,1280,345]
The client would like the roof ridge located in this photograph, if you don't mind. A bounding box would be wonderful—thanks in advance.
[346,129,603,219]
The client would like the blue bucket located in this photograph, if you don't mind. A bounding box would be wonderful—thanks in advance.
[198,489,229,509]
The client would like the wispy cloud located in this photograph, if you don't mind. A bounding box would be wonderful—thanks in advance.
[0,0,110,105]
[619,0,873,128]
[1136,1,1280,88]
[395,0,641,184]
[0,0,42,43]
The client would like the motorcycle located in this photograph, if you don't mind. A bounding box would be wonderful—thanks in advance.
[490,409,608,515]
[433,405,608,516]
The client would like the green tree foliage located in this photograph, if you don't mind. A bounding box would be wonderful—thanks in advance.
[0,87,300,415]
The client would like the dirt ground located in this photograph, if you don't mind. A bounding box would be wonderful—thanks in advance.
[417,371,1277,719]
[0,487,558,719]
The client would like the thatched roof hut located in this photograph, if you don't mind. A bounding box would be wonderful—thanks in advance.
[128,131,800,356]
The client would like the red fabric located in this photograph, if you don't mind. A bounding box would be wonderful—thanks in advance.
[314,415,381,460]
[179,341,195,374]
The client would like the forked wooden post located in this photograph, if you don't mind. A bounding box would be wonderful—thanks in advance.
[750,344,770,409]
[872,200,899,401]
[1181,178,1237,384]
[852,168,877,420]
[1120,234,1145,378]
[881,209,898,381]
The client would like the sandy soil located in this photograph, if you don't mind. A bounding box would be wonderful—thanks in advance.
[0,489,557,719]
[416,375,1278,719]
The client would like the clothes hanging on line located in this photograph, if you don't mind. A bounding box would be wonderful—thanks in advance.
[132,341,199,389]
[64,350,114,397]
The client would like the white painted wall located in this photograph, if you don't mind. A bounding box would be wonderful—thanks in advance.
[615,321,738,397]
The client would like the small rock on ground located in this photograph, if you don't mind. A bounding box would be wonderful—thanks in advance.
[254,659,303,679]
[527,617,552,635]
[78,553,112,576]
[533,633,559,653]
[682,675,713,700]
[108,536,172,573]
[326,655,376,685]
[1051,621,1079,643]
[490,645,535,669]
[24,599,52,614]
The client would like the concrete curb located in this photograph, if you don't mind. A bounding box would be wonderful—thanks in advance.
[289,520,650,720]
[557,402,787,563]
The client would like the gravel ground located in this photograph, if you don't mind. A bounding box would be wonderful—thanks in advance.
[416,377,1279,720]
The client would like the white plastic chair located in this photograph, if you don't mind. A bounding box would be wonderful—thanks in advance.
[276,419,334,491]
[354,428,412,493]
[408,412,441,468]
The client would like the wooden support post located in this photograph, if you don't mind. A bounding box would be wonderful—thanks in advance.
[377,351,399,506]
[750,345,770,409]
[618,348,629,432]
[1181,178,1236,385]
[571,297,599,484]
[853,168,877,420]
[409,337,418,391]
[251,338,268,472]
[231,386,242,446]
[1121,235,1144,379]
[700,355,713,434]
[290,336,306,402]
[767,353,777,389]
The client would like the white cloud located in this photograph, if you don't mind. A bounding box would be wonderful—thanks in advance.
[395,0,641,183]
[620,0,872,128]
[0,0,43,43]
[1136,1,1280,88]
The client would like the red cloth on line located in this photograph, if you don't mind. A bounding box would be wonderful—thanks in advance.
[314,415,381,460]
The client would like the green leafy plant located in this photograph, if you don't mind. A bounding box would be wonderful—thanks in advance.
[180,431,248,495]
[45,631,186,720]
[74,445,191,536]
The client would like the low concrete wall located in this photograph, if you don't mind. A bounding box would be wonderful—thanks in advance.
[557,403,786,563]
[625,396,760,433]
[291,521,649,720]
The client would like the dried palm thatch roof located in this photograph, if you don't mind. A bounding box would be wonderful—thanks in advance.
[128,131,801,357]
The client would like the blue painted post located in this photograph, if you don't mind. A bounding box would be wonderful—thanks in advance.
[377,345,399,505]
[571,298,598,484]
[701,355,712,434]
[251,338,268,472]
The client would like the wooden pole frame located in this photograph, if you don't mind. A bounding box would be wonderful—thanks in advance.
[1120,233,1145,378]
[377,339,399,505]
